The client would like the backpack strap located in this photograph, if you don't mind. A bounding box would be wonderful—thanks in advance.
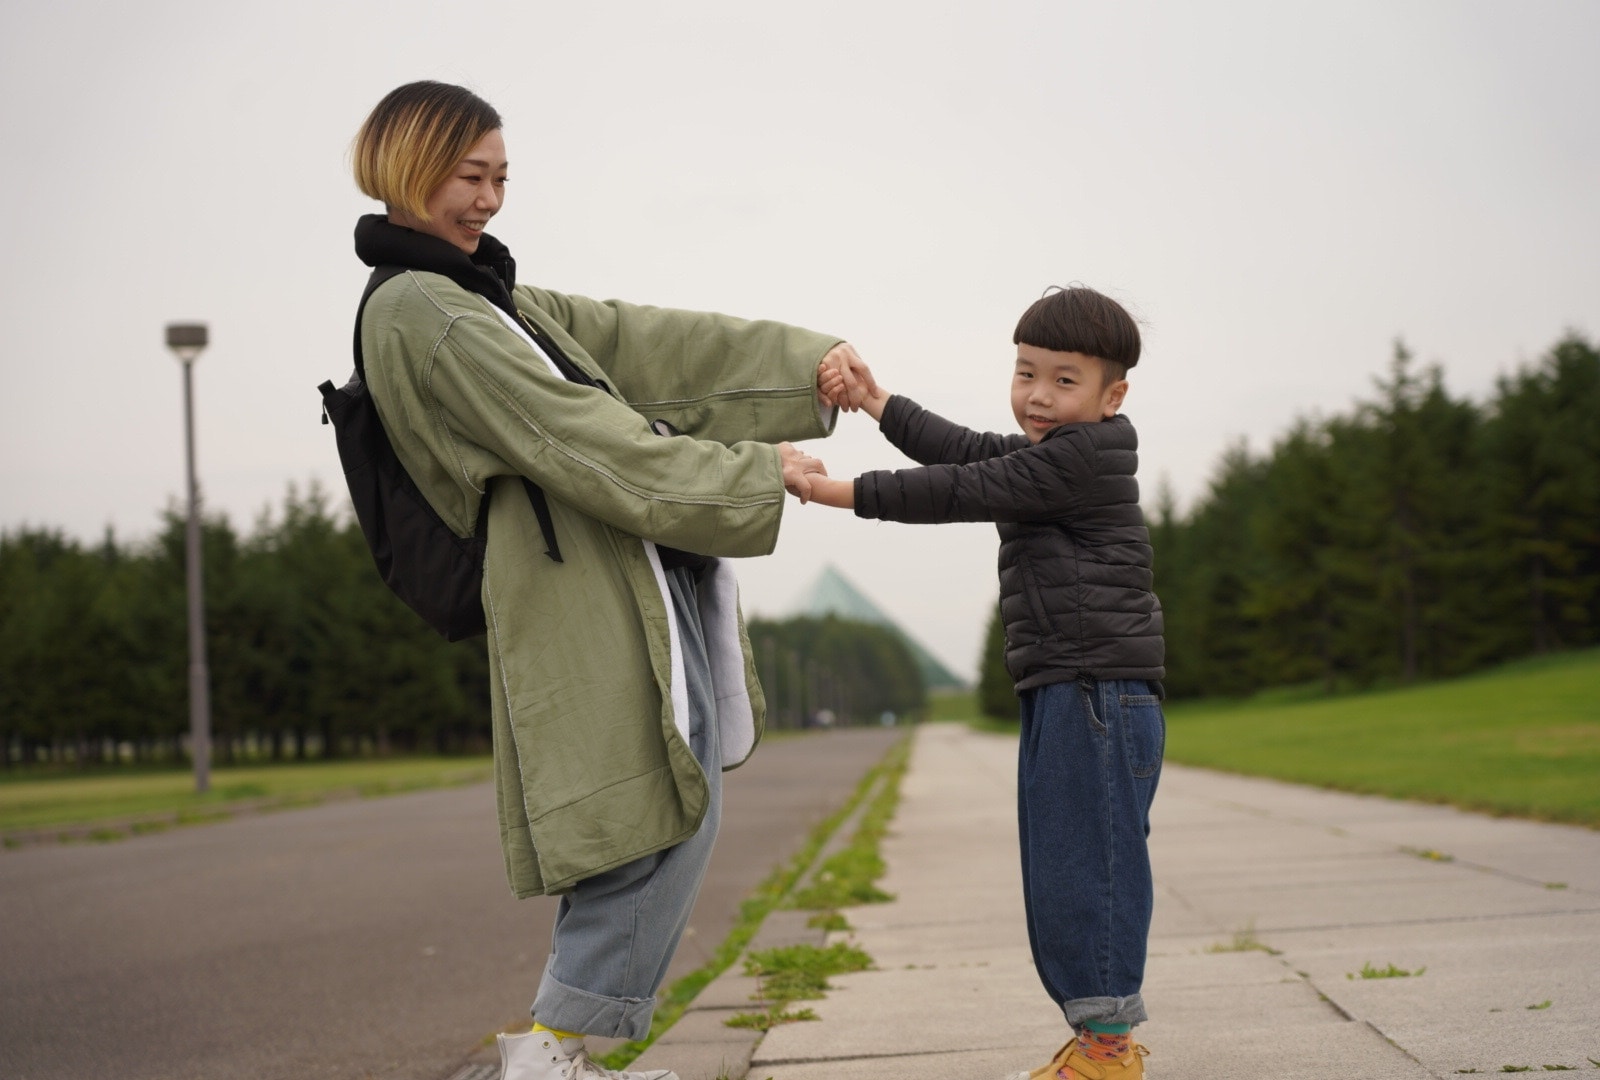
[352,265,407,378]
[354,265,563,564]
[519,477,562,563]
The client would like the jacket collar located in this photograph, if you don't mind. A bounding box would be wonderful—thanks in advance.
[353,213,519,320]
[1040,412,1132,444]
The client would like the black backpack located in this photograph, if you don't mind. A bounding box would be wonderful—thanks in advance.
[318,266,561,641]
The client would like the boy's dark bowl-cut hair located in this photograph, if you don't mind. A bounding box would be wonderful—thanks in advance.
[1014,286,1141,381]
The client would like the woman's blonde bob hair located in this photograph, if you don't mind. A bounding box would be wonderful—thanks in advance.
[352,81,502,223]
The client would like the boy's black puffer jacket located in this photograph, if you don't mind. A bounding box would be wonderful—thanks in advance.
[853,396,1164,690]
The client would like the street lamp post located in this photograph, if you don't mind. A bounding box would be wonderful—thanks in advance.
[165,322,211,794]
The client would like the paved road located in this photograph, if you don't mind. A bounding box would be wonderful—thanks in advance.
[729,725,1600,1080]
[0,726,901,1080]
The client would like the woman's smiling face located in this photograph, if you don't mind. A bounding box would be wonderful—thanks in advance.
[390,129,507,254]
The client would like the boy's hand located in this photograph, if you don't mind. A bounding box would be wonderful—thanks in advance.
[859,382,890,422]
[823,363,891,422]
[804,476,855,510]
[817,343,878,412]
[778,442,828,503]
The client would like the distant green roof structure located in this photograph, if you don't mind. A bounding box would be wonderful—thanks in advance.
[791,565,967,691]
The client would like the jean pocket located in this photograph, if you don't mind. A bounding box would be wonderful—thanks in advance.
[1079,681,1107,736]
[1116,694,1165,778]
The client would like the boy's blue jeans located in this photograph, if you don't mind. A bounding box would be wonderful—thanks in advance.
[1018,676,1164,1029]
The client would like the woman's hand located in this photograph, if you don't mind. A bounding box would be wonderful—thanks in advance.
[778,442,828,503]
[817,343,878,412]
[820,361,890,422]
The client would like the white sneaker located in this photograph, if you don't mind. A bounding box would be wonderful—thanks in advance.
[496,1029,678,1080]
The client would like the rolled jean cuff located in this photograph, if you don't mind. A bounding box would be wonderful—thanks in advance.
[1063,993,1147,1029]
[531,962,656,1041]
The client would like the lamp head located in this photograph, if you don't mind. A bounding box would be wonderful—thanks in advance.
[165,323,208,365]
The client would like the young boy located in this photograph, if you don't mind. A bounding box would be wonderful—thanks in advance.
[809,286,1165,1080]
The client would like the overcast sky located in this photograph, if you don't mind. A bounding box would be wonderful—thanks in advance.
[2,1,1595,681]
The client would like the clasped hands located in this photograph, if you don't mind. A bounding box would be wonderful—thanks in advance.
[779,343,880,505]
[778,442,828,503]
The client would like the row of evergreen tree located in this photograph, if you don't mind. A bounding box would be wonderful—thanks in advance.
[975,332,1598,712]
[8,332,1594,755]
[747,615,925,729]
[1,488,490,768]
[0,489,925,769]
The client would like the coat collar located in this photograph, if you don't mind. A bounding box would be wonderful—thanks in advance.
[353,213,519,320]
[1039,412,1132,445]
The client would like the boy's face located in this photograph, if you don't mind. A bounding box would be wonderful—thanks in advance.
[1011,345,1129,443]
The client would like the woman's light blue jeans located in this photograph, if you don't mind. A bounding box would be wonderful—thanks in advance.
[1017,676,1164,1029]
[530,567,722,1040]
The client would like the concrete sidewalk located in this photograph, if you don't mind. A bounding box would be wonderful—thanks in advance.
[656,722,1600,1079]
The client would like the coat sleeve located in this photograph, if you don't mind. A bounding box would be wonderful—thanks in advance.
[879,395,1027,466]
[372,280,789,559]
[855,435,1090,525]
[514,285,841,447]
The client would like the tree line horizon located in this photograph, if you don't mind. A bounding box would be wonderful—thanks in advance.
[0,493,926,770]
[4,332,1597,764]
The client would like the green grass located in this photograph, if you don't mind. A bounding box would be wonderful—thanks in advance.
[0,757,493,836]
[727,941,875,1029]
[925,690,981,723]
[1164,648,1600,827]
[928,690,1023,734]
[1205,921,1279,955]
[806,911,851,932]
[1348,961,1425,979]
[724,1004,817,1029]
[941,649,1600,827]
[714,740,908,1032]
[786,753,904,911]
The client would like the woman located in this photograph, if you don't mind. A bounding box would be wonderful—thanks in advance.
[350,81,866,1080]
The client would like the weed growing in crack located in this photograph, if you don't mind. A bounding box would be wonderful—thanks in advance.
[1205,921,1280,956]
[1348,961,1425,979]
[725,942,874,1030]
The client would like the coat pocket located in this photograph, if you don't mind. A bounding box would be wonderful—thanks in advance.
[1017,554,1064,641]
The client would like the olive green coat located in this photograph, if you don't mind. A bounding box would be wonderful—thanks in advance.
[361,270,838,896]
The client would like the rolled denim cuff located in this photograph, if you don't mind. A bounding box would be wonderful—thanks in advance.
[532,962,656,1041]
[1063,993,1147,1029]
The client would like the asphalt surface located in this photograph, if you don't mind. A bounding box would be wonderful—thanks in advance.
[0,725,901,1080]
